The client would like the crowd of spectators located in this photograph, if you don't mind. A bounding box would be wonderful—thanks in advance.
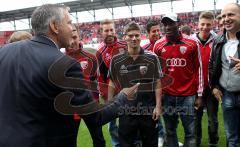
[0,10,221,46]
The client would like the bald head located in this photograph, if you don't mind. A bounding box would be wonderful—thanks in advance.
[221,3,240,33]
[222,3,240,13]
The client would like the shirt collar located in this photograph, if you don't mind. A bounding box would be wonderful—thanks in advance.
[41,35,59,49]
[104,36,118,47]
[124,47,145,57]
[225,30,240,41]
[31,35,59,49]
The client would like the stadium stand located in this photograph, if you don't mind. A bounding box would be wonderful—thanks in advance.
[0,10,221,46]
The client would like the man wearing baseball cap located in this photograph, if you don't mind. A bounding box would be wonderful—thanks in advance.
[162,13,178,21]
[154,13,203,147]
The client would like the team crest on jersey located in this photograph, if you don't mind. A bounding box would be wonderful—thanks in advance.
[80,61,88,69]
[120,65,128,74]
[140,66,148,75]
[118,48,125,54]
[180,46,187,54]
[162,48,166,53]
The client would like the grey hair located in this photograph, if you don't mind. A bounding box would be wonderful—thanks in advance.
[31,4,70,36]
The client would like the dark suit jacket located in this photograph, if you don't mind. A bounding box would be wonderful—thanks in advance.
[0,35,128,147]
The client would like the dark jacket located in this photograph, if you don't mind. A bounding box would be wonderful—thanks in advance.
[209,30,240,90]
[0,35,129,147]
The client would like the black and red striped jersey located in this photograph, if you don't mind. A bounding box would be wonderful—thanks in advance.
[96,39,127,98]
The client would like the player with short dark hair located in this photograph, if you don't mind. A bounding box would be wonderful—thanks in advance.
[109,21,163,147]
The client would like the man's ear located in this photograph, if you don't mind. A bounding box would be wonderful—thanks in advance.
[49,20,59,34]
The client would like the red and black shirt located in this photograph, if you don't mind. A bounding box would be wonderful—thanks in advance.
[96,39,127,98]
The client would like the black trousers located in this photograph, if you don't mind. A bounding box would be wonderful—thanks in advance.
[196,87,219,147]
[85,120,106,147]
[118,115,158,147]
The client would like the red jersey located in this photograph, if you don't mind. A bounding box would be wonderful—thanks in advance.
[142,38,158,52]
[191,32,216,88]
[66,47,98,83]
[66,45,98,121]
[153,34,203,96]
[96,39,127,99]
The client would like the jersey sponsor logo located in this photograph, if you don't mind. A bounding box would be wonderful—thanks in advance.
[140,66,148,75]
[166,58,186,67]
[120,65,128,74]
[180,46,187,54]
[80,61,88,69]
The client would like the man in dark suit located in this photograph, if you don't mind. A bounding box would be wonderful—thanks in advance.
[0,4,138,147]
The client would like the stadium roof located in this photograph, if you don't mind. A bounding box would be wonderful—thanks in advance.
[0,0,181,23]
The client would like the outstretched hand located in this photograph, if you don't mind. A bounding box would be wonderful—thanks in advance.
[120,83,140,100]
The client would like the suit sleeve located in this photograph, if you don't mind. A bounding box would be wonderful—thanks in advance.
[65,60,133,126]
[65,62,94,105]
